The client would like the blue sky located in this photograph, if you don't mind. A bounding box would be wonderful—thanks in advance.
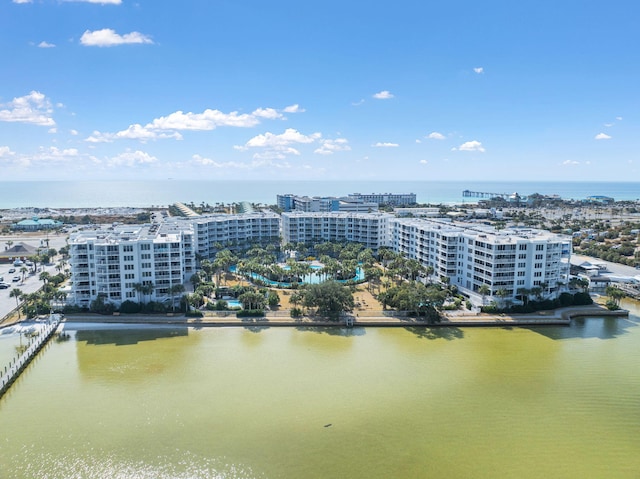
[2,0,639,181]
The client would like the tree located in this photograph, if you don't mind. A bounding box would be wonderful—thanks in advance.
[10,288,23,318]
[169,284,185,312]
[302,281,354,321]
[478,284,491,306]
[605,285,625,309]
[20,266,28,282]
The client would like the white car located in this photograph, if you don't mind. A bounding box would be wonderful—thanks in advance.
[12,276,20,282]
[8,268,16,273]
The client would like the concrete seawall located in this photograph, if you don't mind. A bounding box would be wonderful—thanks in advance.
[63,305,628,328]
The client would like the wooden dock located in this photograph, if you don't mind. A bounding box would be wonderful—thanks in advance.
[0,314,63,399]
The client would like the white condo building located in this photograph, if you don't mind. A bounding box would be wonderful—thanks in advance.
[281,212,392,250]
[184,212,281,259]
[68,222,195,307]
[68,211,571,307]
[390,218,571,301]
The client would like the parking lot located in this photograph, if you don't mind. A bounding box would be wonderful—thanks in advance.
[0,233,69,322]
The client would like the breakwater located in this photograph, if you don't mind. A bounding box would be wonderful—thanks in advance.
[0,315,63,399]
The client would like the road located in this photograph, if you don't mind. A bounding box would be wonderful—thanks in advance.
[0,232,69,322]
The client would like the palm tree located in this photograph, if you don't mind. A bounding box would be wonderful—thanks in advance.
[478,284,491,306]
[20,266,28,283]
[169,284,185,312]
[5,240,13,251]
[10,288,23,318]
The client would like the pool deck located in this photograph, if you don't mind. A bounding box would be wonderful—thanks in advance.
[57,305,628,328]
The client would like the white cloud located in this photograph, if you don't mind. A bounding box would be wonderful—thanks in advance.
[236,128,322,160]
[80,29,153,47]
[38,41,56,48]
[86,105,290,142]
[415,139,421,144]
[595,133,611,140]
[109,150,157,167]
[0,146,16,157]
[458,140,485,152]
[372,142,399,148]
[314,138,350,155]
[48,127,57,134]
[562,160,579,165]
[13,0,32,3]
[427,132,446,140]
[473,67,484,74]
[283,104,305,113]
[604,123,613,127]
[419,159,428,164]
[0,91,55,126]
[372,90,394,100]
[616,116,623,121]
[351,99,365,106]
[70,129,79,136]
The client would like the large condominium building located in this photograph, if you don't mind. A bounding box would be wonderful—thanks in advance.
[276,194,378,213]
[182,212,281,259]
[281,212,393,251]
[390,218,571,301]
[348,192,417,206]
[68,222,195,308]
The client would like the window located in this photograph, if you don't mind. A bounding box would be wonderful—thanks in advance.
[535,263,542,269]
[536,244,544,251]
[535,254,543,260]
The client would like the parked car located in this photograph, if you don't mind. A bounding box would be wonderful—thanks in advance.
[8,268,16,273]
[0,283,10,289]
[12,276,20,282]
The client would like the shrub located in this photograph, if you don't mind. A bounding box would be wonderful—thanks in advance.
[291,307,303,318]
[119,300,141,314]
[236,309,265,317]
[186,310,203,317]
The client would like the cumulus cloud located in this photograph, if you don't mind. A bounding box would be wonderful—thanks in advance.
[426,132,446,140]
[37,41,56,48]
[86,105,292,142]
[372,142,399,148]
[283,104,305,113]
[473,67,484,74]
[109,150,157,167]
[458,140,485,152]
[0,91,55,126]
[595,133,611,140]
[372,90,394,100]
[314,138,350,155]
[236,128,321,159]
[616,116,623,121]
[562,160,579,165]
[80,29,153,47]
[0,146,16,157]
[419,159,428,164]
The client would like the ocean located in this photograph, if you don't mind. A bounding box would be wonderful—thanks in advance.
[0,180,638,209]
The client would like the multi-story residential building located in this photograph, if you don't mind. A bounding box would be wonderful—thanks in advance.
[182,212,281,259]
[281,212,392,251]
[276,194,378,213]
[68,222,195,308]
[348,192,417,206]
[390,218,571,302]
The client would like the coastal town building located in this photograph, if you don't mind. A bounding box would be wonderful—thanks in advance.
[389,217,571,302]
[12,217,63,231]
[179,212,281,259]
[67,210,571,307]
[281,212,392,250]
[348,192,417,206]
[276,194,378,213]
[68,222,195,308]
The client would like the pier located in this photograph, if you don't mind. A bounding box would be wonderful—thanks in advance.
[462,189,520,201]
[0,314,63,399]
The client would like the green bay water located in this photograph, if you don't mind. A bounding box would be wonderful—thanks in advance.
[1,305,640,478]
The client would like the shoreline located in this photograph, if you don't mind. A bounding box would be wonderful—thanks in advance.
[49,304,627,329]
